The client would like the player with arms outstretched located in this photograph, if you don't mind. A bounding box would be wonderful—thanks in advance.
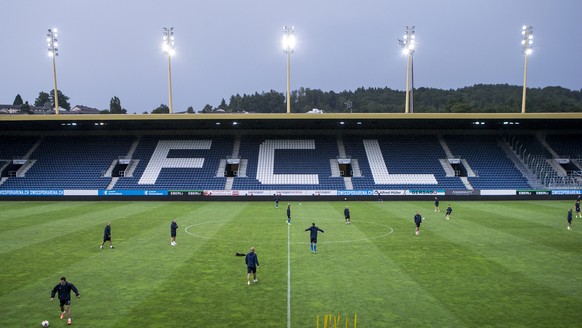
[305,223,325,253]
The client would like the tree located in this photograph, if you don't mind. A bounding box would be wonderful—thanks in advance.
[20,101,31,114]
[186,106,195,114]
[34,92,51,107]
[13,94,23,106]
[49,89,71,110]
[201,104,214,113]
[218,98,228,111]
[151,104,170,114]
[109,96,127,114]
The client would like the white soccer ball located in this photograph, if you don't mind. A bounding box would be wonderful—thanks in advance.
[299,203,302,205]
[41,320,49,327]
[422,217,425,220]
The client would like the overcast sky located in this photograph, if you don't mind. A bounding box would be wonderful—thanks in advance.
[2,0,581,113]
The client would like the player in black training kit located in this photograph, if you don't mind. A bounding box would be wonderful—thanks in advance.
[445,204,453,221]
[344,206,351,224]
[245,247,260,285]
[414,212,423,235]
[170,219,178,246]
[50,276,80,325]
[305,223,325,253]
[434,197,440,212]
[275,194,280,208]
[567,208,573,230]
[100,222,113,249]
[575,199,581,219]
[287,203,291,225]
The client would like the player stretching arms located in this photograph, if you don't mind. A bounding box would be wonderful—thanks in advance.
[305,223,325,253]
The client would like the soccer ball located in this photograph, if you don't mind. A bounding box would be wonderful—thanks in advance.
[299,203,302,205]
[41,320,49,327]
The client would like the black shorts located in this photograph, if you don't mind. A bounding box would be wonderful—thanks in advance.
[103,236,111,242]
[59,299,71,307]
[568,218,573,223]
[171,232,177,237]
[415,221,421,228]
[345,215,350,219]
[310,238,318,244]
[247,266,257,274]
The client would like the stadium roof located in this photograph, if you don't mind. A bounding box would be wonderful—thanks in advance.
[0,113,581,133]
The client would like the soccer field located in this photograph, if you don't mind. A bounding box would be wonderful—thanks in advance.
[0,200,581,327]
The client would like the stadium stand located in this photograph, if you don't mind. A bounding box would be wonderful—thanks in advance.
[1,136,134,189]
[444,134,531,189]
[0,133,559,191]
[113,136,232,190]
[232,135,346,190]
[345,135,467,190]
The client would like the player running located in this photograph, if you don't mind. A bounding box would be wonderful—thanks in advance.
[575,199,581,219]
[50,276,80,326]
[100,222,114,249]
[567,208,573,230]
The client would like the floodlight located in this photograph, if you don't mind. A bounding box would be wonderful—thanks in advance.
[398,26,416,113]
[162,27,175,114]
[520,25,534,113]
[282,26,296,113]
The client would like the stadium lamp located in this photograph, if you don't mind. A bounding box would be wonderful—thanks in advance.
[162,27,175,114]
[398,26,415,114]
[282,26,295,114]
[46,28,60,115]
[521,25,533,113]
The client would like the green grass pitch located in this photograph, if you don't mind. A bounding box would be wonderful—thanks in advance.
[0,200,581,327]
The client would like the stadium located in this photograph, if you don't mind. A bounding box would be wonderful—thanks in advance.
[1,112,581,327]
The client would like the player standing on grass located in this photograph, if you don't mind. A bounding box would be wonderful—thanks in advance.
[50,276,80,326]
[245,247,259,285]
[567,208,573,230]
[305,223,325,253]
[170,219,178,246]
[287,203,291,225]
[445,204,453,221]
[434,197,440,212]
[414,211,423,235]
[100,222,113,249]
[344,206,351,224]
[575,199,581,219]
[275,194,280,208]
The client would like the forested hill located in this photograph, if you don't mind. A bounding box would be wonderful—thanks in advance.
[207,84,582,114]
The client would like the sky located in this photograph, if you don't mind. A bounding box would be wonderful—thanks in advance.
[2,0,582,113]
